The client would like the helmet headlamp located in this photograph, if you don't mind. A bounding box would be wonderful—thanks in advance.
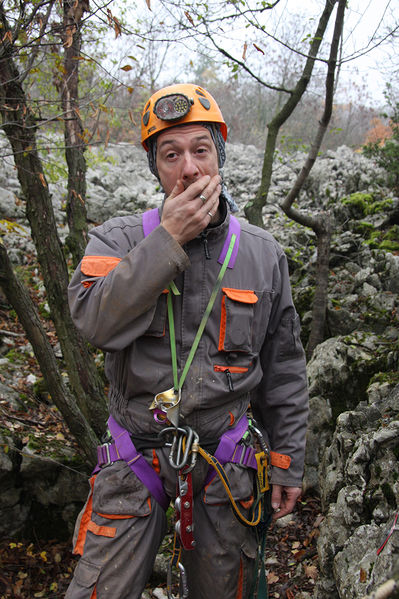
[153,93,193,122]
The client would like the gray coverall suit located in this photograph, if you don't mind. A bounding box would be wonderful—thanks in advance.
[65,199,309,599]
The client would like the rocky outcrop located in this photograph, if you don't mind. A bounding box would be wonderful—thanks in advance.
[315,383,399,598]
[0,429,88,539]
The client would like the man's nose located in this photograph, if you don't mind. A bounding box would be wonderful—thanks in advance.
[181,151,199,180]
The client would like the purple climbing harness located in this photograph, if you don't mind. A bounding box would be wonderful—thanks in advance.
[94,413,257,509]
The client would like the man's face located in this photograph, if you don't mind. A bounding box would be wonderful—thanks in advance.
[155,124,219,196]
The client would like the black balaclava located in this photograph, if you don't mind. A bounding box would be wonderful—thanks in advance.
[146,123,238,213]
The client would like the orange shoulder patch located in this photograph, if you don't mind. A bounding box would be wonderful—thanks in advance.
[81,255,121,277]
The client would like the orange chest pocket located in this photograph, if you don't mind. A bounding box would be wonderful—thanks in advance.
[218,288,258,353]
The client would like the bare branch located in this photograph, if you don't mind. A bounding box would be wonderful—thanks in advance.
[19,0,55,84]
[281,0,346,224]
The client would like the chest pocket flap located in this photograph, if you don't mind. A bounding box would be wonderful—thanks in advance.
[219,288,258,353]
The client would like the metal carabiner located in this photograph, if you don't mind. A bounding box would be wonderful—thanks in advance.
[182,429,199,474]
[167,561,189,599]
[248,418,270,460]
[170,426,193,470]
[159,425,200,472]
[159,426,193,470]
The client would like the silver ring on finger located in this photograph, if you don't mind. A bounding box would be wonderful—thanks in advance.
[199,194,207,204]
[207,211,213,218]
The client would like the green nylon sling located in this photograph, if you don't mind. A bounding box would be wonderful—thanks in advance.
[166,232,237,394]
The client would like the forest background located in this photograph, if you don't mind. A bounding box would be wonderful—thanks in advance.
[0,0,399,597]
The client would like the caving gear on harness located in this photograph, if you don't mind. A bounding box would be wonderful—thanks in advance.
[159,426,200,473]
[141,83,227,151]
[161,418,272,599]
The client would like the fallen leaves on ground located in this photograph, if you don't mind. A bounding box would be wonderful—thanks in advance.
[264,496,323,598]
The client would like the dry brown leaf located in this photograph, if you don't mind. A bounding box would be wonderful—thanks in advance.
[121,65,133,72]
[38,173,47,188]
[185,10,194,26]
[360,568,367,583]
[242,42,247,61]
[304,564,318,580]
[145,0,151,10]
[313,514,325,527]
[293,548,307,561]
[253,43,264,55]
[267,571,279,584]
[113,17,122,38]
[2,30,12,44]
[64,26,75,48]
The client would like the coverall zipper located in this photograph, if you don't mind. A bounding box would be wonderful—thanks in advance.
[214,365,250,392]
[200,232,211,260]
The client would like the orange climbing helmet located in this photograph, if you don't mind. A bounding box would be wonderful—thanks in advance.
[141,83,227,150]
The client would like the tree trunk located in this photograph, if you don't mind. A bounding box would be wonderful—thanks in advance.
[244,0,337,227]
[305,217,332,358]
[62,0,89,268]
[0,10,108,438]
[0,243,99,465]
[279,0,346,358]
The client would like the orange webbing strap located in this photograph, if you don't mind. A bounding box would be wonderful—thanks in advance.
[198,446,262,527]
[270,451,291,469]
[73,475,96,555]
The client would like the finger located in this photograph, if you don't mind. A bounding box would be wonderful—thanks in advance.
[271,484,282,509]
[166,179,185,201]
[191,174,220,207]
[203,189,221,223]
[202,174,222,201]
[202,181,221,210]
[184,175,211,201]
[271,485,282,514]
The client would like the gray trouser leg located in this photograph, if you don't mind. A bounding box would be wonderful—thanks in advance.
[65,505,167,599]
[181,495,258,599]
[65,462,168,599]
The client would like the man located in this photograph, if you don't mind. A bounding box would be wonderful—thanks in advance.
[65,83,309,599]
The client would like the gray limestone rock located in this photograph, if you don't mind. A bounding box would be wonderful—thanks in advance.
[314,384,399,598]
